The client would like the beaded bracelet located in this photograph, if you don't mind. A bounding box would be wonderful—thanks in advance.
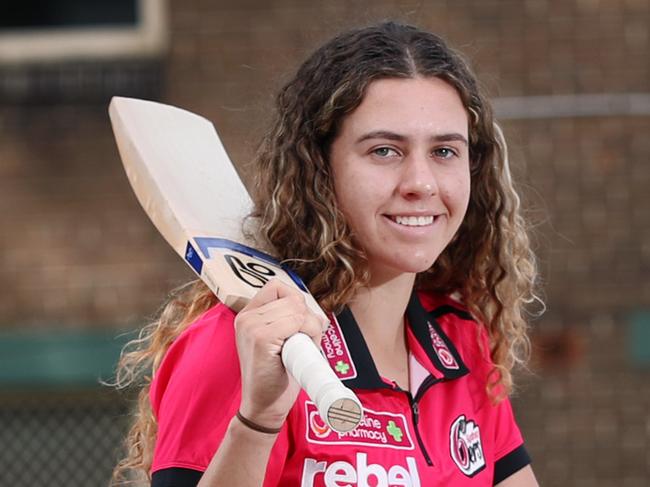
[236,410,282,435]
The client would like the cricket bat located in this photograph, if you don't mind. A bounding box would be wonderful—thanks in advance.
[108,97,362,433]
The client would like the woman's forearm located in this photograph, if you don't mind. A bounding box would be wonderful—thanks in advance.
[197,417,279,487]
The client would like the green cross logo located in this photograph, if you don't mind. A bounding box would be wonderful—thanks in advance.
[335,360,350,375]
[386,420,403,442]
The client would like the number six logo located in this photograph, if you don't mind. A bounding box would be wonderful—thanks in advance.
[449,415,486,477]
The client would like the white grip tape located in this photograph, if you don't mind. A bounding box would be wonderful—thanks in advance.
[281,332,363,433]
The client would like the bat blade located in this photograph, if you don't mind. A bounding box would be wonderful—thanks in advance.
[109,97,309,313]
[109,96,250,251]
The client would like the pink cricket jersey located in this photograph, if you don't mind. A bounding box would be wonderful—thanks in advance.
[150,291,530,486]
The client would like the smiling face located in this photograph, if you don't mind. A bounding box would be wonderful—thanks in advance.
[329,76,471,283]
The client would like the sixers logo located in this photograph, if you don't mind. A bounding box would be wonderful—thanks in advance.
[449,415,486,477]
[427,321,459,370]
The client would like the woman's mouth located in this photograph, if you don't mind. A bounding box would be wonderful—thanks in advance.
[389,215,435,227]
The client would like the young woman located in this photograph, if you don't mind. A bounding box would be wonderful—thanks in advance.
[113,21,540,487]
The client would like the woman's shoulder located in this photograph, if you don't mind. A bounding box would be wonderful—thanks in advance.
[164,302,238,365]
[180,302,238,340]
[155,303,236,362]
[150,303,239,405]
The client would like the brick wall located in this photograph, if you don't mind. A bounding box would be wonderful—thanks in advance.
[1,1,648,485]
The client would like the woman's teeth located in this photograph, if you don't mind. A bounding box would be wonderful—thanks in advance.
[393,215,434,226]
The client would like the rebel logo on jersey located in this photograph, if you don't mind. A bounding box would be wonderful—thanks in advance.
[301,452,421,487]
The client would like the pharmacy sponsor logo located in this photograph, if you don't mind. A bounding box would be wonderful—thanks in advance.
[450,415,486,477]
[427,321,459,370]
[321,315,357,379]
[309,409,331,439]
[301,453,421,487]
[305,402,414,450]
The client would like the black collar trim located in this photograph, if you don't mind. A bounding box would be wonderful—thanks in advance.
[331,291,469,390]
[429,304,474,322]
[405,292,469,380]
[333,307,390,390]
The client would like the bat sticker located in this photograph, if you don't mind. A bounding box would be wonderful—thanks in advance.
[194,237,308,292]
[185,242,204,274]
[224,254,276,288]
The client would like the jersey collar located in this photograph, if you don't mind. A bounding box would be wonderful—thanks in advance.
[321,290,469,391]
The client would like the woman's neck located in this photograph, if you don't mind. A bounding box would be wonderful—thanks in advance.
[348,272,415,387]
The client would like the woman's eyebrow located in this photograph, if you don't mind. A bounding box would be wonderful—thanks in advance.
[432,133,469,146]
[356,130,406,143]
[356,130,468,146]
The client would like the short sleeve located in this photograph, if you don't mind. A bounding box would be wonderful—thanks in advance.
[469,323,531,483]
[150,304,242,473]
[149,303,292,484]
[491,396,531,483]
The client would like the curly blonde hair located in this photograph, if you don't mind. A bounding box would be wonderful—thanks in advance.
[112,21,540,484]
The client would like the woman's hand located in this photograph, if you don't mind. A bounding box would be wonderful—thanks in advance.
[234,279,327,430]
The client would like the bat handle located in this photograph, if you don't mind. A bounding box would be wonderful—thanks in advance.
[281,332,363,433]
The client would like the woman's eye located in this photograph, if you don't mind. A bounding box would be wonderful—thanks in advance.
[433,147,457,159]
[372,147,398,157]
